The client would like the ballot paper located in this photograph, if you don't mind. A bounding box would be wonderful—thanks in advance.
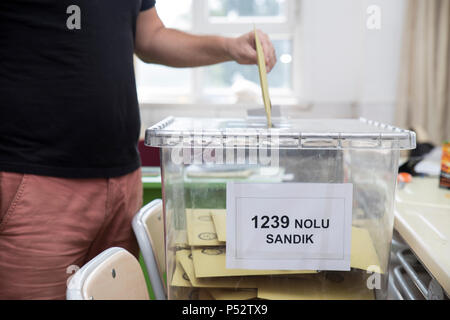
[186,209,225,247]
[350,227,383,273]
[211,211,227,242]
[257,272,375,300]
[190,247,316,278]
[208,208,382,273]
[254,27,272,128]
[176,249,258,288]
[171,260,192,287]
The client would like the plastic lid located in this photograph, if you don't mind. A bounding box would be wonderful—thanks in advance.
[145,117,416,150]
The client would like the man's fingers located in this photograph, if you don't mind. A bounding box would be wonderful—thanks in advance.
[239,29,276,69]
[263,41,276,72]
[257,31,276,72]
[267,48,275,72]
[271,48,277,72]
[268,46,277,72]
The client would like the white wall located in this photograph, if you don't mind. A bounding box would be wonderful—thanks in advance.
[298,0,406,124]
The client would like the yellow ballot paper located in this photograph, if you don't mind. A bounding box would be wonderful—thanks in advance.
[176,249,257,288]
[257,272,375,300]
[171,260,192,287]
[211,211,227,242]
[350,227,383,273]
[191,247,316,278]
[254,27,272,127]
[186,209,224,247]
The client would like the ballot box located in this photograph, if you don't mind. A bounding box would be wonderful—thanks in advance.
[145,116,416,300]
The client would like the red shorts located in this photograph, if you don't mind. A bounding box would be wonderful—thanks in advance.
[0,169,142,299]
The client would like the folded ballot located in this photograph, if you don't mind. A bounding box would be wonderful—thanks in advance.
[176,249,259,288]
[186,209,225,247]
[254,27,272,128]
[171,259,192,287]
[211,211,227,242]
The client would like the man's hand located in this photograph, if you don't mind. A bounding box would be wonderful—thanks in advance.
[225,30,277,73]
[135,8,277,72]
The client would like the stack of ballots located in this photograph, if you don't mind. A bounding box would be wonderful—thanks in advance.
[170,208,382,300]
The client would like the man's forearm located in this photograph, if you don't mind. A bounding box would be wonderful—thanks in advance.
[136,27,233,67]
[135,7,276,71]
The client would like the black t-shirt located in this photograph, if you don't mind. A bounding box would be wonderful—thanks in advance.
[0,0,155,178]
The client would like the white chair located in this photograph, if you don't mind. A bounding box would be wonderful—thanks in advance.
[66,247,149,300]
[132,199,166,300]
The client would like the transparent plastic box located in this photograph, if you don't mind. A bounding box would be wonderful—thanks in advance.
[145,116,416,300]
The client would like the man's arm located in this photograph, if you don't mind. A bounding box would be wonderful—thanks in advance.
[135,7,277,72]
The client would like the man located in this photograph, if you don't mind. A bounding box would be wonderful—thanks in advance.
[0,1,276,299]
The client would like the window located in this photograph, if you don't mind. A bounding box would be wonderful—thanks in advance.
[209,0,286,18]
[135,0,298,104]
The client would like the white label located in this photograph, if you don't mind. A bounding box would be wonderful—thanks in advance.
[226,182,353,271]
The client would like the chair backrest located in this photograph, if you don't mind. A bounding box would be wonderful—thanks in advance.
[132,199,166,300]
[66,247,149,300]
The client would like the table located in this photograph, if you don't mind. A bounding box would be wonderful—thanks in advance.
[394,176,450,296]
